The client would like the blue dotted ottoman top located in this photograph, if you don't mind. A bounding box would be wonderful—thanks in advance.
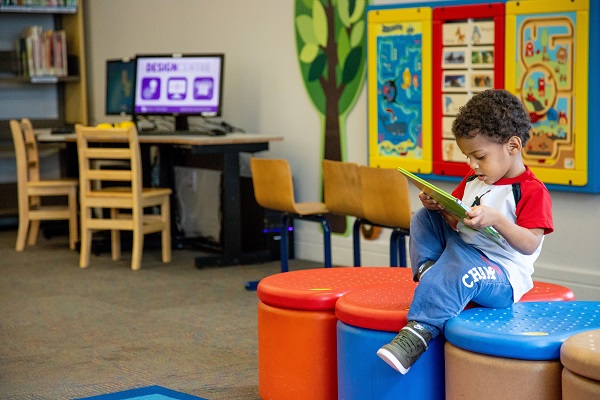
[445,301,600,360]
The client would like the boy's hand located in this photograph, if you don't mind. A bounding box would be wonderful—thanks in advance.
[419,191,444,211]
[463,205,498,229]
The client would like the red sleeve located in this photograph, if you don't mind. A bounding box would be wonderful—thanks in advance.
[516,184,554,235]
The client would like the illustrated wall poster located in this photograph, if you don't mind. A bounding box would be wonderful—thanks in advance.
[367,7,432,173]
[432,3,505,177]
[506,0,589,186]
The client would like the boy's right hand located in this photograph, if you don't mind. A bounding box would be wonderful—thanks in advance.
[419,191,445,211]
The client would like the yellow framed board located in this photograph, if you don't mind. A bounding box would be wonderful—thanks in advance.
[367,7,432,173]
[505,0,589,186]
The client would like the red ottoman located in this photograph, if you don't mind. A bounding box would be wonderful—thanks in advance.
[521,280,575,302]
[257,267,414,400]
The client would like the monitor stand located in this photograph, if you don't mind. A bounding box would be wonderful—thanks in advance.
[174,115,189,132]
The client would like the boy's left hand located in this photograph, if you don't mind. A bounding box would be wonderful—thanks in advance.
[463,205,498,229]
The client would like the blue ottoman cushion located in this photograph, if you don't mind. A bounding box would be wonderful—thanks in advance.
[445,301,600,360]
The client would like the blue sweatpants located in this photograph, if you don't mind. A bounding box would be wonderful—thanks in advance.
[406,208,514,338]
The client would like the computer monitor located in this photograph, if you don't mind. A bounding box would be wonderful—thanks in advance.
[133,53,224,131]
[105,58,135,116]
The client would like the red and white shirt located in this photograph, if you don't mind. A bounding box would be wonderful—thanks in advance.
[452,166,554,301]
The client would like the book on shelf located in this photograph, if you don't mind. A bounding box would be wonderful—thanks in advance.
[15,25,67,78]
[1,0,77,12]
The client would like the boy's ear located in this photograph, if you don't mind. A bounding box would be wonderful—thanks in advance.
[507,136,522,154]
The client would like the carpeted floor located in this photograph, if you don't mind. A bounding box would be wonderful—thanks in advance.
[0,227,322,399]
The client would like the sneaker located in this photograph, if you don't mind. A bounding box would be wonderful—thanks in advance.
[377,321,432,374]
[414,260,435,282]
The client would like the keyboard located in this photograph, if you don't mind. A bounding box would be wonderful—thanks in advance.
[138,130,215,136]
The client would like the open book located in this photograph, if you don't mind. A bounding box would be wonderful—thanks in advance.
[397,167,509,249]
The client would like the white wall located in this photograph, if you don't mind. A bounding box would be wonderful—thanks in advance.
[83,0,600,300]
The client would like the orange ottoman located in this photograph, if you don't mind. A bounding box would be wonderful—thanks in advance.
[256,267,414,400]
[561,329,600,399]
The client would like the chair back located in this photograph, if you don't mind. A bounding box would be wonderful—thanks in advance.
[76,125,141,211]
[10,119,44,209]
[359,166,411,230]
[322,159,365,219]
[250,158,298,214]
[10,119,40,186]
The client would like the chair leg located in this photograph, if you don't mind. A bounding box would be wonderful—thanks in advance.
[110,208,121,261]
[389,230,399,267]
[131,230,143,271]
[27,220,40,246]
[161,197,171,263]
[67,187,78,250]
[398,234,407,268]
[319,217,332,269]
[352,219,363,267]
[279,214,291,273]
[15,217,29,251]
[80,227,91,268]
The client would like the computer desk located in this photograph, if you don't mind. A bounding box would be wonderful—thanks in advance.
[37,130,284,268]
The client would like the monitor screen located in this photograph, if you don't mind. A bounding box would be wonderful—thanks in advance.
[105,58,135,116]
[133,53,224,130]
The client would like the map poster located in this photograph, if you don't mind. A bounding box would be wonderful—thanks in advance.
[506,0,589,186]
[367,7,432,173]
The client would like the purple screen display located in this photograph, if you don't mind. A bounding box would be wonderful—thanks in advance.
[134,55,222,116]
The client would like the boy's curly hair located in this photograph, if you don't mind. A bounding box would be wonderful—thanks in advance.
[452,89,531,145]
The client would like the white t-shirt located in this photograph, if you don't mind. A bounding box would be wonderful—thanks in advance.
[453,167,554,301]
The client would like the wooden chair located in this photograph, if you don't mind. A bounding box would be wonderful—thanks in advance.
[250,157,332,273]
[359,165,412,267]
[75,124,172,270]
[10,119,78,251]
[322,159,367,266]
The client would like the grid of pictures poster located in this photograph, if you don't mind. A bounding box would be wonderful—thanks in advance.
[440,20,495,163]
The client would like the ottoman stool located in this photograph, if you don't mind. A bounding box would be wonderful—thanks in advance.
[444,301,600,400]
[335,282,445,400]
[561,328,600,399]
[257,267,414,400]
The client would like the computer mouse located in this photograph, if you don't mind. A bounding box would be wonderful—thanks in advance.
[210,128,227,136]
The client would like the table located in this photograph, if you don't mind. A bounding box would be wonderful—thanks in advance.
[37,130,283,268]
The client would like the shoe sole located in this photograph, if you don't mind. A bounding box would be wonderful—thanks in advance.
[376,348,410,374]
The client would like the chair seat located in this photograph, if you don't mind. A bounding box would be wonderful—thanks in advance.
[293,201,328,215]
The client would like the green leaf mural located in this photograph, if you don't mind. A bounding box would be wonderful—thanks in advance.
[294,0,371,233]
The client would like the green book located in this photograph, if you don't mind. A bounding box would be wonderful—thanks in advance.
[397,167,509,249]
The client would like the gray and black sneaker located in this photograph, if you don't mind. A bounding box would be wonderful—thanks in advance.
[414,260,435,282]
[376,321,432,374]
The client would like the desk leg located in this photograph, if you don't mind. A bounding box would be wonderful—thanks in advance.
[155,144,185,248]
[195,151,241,267]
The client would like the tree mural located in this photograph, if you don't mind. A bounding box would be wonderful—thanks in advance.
[294,0,370,233]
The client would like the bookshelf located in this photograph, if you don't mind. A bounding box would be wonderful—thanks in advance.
[0,0,87,222]
[0,0,88,138]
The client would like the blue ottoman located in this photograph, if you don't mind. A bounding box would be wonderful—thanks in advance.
[444,301,600,400]
[335,283,445,400]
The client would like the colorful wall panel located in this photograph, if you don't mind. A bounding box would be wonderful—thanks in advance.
[367,7,432,173]
[506,0,589,186]
[367,0,599,193]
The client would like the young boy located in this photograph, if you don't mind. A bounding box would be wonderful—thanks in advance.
[377,89,554,374]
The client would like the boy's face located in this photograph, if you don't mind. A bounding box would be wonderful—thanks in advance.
[455,133,524,184]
